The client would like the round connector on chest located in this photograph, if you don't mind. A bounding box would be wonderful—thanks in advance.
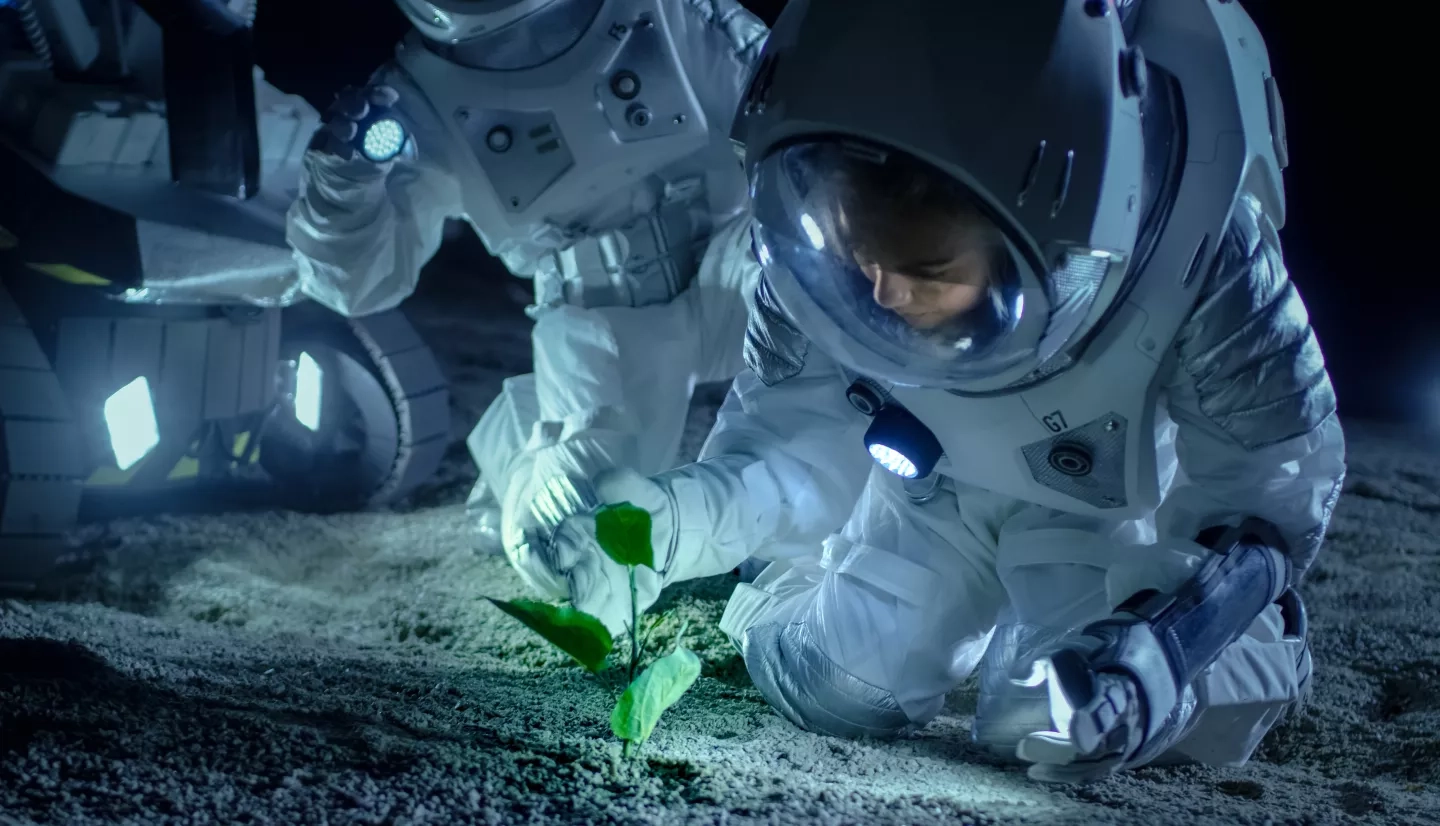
[485,126,513,153]
[845,381,885,416]
[1048,442,1094,477]
[611,70,640,101]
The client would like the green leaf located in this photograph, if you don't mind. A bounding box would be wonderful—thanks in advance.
[486,598,613,673]
[595,502,654,569]
[610,647,701,746]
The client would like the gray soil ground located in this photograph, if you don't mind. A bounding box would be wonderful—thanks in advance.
[3,266,1440,825]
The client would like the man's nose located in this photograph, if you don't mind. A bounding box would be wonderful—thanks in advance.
[872,270,911,310]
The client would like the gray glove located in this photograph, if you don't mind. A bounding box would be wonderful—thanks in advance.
[1012,635,1195,783]
[503,468,671,637]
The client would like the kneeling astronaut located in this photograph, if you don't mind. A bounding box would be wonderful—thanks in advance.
[518,0,1349,783]
[286,0,768,555]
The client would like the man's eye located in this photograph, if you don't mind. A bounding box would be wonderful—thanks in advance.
[907,271,949,287]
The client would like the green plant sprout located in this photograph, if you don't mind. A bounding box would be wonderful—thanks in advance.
[485,502,701,757]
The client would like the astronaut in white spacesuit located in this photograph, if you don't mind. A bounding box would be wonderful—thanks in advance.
[285,0,767,558]
[522,0,1349,783]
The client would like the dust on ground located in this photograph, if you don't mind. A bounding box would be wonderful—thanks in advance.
[3,271,1439,825]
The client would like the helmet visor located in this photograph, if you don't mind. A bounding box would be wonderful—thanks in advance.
[752,139,1051,387]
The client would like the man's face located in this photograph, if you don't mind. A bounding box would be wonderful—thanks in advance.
[854,246,992,331]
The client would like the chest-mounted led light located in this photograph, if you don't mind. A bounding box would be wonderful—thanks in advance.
[847,381,944,479]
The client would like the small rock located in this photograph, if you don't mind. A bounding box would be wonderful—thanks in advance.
[1216,779,1265,800]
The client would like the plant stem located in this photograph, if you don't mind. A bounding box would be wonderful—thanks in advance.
[638,614,659,654]
[628,566,639,686]
[672,619,689,655]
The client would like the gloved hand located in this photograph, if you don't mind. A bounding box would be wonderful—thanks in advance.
[498,423,639,606]
[515,468,675,637]
[1012,635,1190,784]
[1012,650,1144,783]
[502,447,757,637]
[310,84,403,162]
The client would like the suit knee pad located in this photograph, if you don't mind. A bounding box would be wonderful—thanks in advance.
[742,621,916,740]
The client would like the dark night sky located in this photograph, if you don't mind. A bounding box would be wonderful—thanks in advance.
[253,1,1436,427]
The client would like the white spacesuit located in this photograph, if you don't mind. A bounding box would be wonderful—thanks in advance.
[284,0,767,557]
[529,0,1348,783]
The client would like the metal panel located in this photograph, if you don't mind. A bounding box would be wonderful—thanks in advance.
[202,321,241,419]
[140,0,260,197]
[237,319,267,414]
[3,420,87,477]
[262,309,281,406]
[110,318,163,387]
[0,369,70,419]
[0,326,50,370]
[53,316,113,405]
[1019,412,1130,510]
[159,320,209,427]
